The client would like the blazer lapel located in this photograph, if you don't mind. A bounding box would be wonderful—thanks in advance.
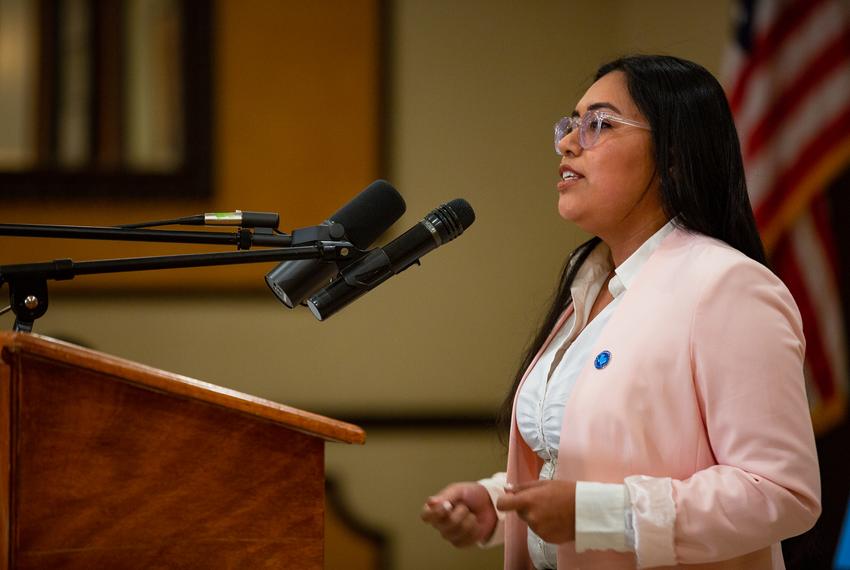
[554,227,688,480]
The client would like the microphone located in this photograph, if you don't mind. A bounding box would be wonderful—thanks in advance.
[201,211,280,228]
[117,211,280,229]
[264,180,406,308]
[306,198,475,321]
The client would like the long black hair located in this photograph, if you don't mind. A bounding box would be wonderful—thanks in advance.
[497,54,767,437]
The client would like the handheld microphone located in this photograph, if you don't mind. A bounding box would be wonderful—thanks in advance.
[306,198,475,321]
[264,180,406,308]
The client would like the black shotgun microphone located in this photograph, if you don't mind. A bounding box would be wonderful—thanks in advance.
[306,198,475,321]
[265,180,406,308]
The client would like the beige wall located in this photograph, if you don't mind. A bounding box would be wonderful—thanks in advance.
[10,1,731,568]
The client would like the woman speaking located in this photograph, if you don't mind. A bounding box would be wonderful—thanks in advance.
[421,55,821,569]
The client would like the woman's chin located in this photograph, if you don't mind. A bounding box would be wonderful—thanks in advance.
[557,199,584,224]
[557,204,599,236]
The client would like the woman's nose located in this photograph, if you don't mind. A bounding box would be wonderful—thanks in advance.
[557,128,581,156]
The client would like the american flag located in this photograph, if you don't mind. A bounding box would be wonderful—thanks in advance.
[723,0,850,435]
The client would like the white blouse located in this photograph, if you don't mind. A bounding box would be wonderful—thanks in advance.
[479,221,676,569]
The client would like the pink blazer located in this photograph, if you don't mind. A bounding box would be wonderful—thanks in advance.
[504,228,821,569]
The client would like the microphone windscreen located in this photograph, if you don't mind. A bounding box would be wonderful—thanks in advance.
[330,180,406,248]
[422,198,476,245]
[446,198,475,230]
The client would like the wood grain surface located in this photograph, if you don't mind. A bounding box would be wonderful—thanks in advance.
[1,332,365,445]
[0,332,365,568]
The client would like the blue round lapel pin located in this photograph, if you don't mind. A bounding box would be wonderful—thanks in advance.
[594,350,611,370]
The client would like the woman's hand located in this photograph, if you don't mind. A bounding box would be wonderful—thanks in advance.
[420,482,498,547]
[496,480,576,544]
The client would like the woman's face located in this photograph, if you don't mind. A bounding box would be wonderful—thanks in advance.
[556,71,662,238]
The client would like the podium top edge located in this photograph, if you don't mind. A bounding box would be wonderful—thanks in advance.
[0,331,366,445]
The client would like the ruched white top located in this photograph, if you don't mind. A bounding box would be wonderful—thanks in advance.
[515,221,675,569]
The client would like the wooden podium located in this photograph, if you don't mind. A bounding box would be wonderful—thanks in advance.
[0,332,365,569]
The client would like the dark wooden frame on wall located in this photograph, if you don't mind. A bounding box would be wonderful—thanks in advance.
[0,1,381,293]
[0,0,213,201]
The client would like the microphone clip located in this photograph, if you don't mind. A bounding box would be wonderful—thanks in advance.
[288,222,346,245]
[288,222,369,266]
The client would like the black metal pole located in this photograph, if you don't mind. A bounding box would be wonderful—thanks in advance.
[0,243,352,283]
[0,223,293,247]
[0,241,356,332]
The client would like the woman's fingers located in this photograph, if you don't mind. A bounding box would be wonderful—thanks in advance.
[422,482,497,547]
[446,503,471,528]
[498,480,578,544]
[420,498,452,523]
[505,480,545,493]
[426,497,454,512]
[422,502,480,546]
[441,504,479,546]
[496,480,550,513]
[496,491,525,512]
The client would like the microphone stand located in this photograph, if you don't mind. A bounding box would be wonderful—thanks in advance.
[0,222,355,333]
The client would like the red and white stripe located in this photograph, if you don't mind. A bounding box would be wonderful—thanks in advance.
[776,196,847,411]
[724,0,850,433]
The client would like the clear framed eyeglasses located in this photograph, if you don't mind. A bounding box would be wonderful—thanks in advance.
[554,110,650,154]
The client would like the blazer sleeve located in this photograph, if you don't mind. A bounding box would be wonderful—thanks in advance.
[624,258,821,568]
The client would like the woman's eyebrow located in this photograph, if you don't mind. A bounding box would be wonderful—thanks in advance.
[571,102,623,117]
